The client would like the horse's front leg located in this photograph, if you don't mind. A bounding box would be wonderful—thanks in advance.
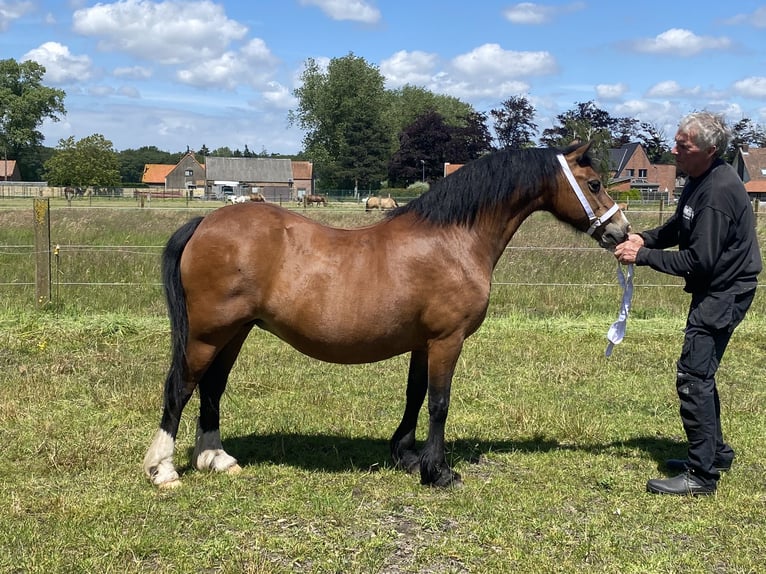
[390,349,428,473]
[420,338,464,487]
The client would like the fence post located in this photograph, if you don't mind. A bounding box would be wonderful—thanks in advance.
[33,198,52,308]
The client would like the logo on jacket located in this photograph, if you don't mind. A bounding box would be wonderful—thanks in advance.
[683,205,694,221]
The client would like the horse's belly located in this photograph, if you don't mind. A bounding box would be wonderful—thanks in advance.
[256,320,414,365]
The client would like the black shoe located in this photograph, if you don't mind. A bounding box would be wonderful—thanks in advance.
[665,458,732,473]
[646,472,716,496]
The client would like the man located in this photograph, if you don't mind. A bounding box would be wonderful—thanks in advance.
[615,112,761,496]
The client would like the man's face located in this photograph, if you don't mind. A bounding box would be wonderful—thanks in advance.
[672,130,716,178]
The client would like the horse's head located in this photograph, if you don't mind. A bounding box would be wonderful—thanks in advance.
[554,142,630,249]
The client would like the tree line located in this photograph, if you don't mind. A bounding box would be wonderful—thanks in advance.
[3,55,766,191]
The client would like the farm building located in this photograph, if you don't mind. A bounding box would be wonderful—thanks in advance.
[141,151,206,198]
[732,145,766,202]
[204,157,303,202]
[1,158,21,181]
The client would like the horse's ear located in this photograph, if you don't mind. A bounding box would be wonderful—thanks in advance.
[564,140,594,166]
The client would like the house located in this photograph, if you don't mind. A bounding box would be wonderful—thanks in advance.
[204,157,295,201]
[290,161,314,199]
[731,145,766,202]
[443,163,464,177]
[1,159,21,181]
[607,142,678,201]
[141,151,206,198]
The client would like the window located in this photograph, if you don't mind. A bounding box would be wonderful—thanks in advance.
[184,169,193,177]
[626,169,634,177]
[638,169,647,178]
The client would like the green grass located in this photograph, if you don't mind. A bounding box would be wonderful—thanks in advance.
[2,202,766,572]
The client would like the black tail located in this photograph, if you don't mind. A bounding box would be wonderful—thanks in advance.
[161,216,204,431]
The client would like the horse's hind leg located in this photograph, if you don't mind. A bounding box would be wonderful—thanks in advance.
[143,340,217,488]
[193,326,252,475]
[390,349,428,473]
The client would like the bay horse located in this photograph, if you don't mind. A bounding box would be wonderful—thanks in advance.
[305,194,326,206]
[143,142,630,489]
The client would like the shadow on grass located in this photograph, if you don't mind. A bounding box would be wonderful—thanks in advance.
[217,432,685,475]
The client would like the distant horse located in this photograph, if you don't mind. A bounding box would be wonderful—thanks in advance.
[250,192,266,202]
[143,142,630,489]
[64,187,84,200]
[305,194,326,206]
[365,195,398,211]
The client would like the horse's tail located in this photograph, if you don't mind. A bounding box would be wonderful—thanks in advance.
[162,216,204,422]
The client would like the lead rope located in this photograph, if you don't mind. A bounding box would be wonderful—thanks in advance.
[605,261,634,357]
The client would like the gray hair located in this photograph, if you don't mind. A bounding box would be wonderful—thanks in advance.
[677,112,731,157]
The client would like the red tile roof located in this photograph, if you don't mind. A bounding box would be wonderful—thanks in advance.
[142,164,174,184]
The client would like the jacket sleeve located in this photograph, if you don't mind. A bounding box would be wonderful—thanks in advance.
[639,212,680,250]
[635,207,729,283]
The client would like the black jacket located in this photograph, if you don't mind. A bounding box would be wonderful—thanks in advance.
[636,158,761,294]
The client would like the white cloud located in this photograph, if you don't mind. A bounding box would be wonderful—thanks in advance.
[645,80,702,98]
[0,0,33,32]
[633,28,731,57]
[72,0,248,65]
[299,0,381,23]
[450,43,557,79]
[380,50,438,88]
[732,76,766,98]
[22,41,93,84]
[176,39,279,90]
[503,2,584,25]
[595,83,628,100]
[260,82,296,109]
[113,65,152,80]
[725,6,766,28]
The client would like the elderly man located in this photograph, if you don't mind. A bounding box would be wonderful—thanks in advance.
[615,112,761,496]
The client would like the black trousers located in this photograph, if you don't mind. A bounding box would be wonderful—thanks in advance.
[676,288,756,485]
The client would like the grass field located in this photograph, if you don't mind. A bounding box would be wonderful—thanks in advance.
[2,200,766,573]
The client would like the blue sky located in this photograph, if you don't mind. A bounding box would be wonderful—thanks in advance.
[2,0,766,154]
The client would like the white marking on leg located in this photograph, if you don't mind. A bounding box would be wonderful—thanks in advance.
[143,428,180,487]
[193,424,240,473]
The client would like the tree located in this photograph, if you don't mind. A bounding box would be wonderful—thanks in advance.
[726,118,766,163]
[197,144,211,157]
[446,111,493,162]
[384,85,474,147]
[117,145,180,183]
[387,110,492,186]
[44,134,121,187]
[637,122,673,163]
[490,95,538,149]
[290,53,391,189]
[0,58,66,180]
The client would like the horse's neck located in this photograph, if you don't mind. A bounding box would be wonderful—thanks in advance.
[476,198,543,267]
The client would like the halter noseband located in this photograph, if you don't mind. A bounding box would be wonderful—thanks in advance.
[556,154,620,236]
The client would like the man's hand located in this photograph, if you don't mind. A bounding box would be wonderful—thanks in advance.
[614,233,644,264]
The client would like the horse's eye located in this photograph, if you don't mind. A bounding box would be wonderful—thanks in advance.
[588,180,601,194]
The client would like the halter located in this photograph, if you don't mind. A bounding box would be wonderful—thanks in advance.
[556,154,634,357]
[556,154,620,236]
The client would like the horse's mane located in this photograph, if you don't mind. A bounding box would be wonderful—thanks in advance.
[388,145,589,227]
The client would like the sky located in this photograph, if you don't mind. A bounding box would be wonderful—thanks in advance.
[2,0,766,155]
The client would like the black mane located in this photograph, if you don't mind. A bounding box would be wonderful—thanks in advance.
[388,146,588,226]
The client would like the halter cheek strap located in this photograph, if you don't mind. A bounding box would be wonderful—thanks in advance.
[556,154,620,236]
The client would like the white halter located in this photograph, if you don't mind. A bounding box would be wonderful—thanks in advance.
[556,154,620,236]
[556,153,634,356]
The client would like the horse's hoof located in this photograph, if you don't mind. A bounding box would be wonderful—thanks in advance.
[226,464,242,475]
[158,479,182,490]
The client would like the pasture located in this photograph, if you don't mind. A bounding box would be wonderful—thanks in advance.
[1,200,766,572]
